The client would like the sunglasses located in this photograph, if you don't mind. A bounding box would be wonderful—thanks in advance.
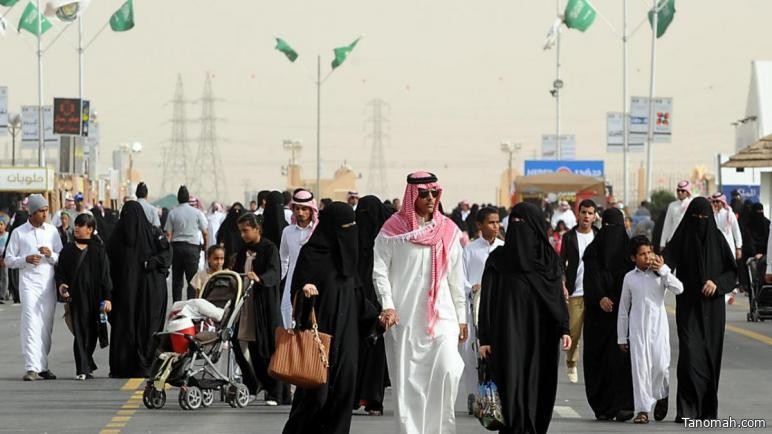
[417,189,439,199]
[676,189,687,193]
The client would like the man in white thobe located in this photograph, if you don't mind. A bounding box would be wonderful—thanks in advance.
[618,238,683,420]
[551,200,577,230]
[5,194,63,381]
[659,180,693,251]
[373,172,467,434]
[279,189,317,328]
[458,207,503,413]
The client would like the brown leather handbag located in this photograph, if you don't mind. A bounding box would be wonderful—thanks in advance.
[268,296,332,389]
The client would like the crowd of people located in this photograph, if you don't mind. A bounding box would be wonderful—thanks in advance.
[0,174,758,433]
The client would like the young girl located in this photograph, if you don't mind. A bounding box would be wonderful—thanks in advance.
[617,235,684,424]
[190,245,225,297]
[231,213,282,405]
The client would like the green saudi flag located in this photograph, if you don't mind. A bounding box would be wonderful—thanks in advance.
[648,0,675,38]
[331,37,360,70]
[109,0,134,32]
[563,0,596,32]
[275,37,298,62]
[18,2,52,35]
[0,0,20,7]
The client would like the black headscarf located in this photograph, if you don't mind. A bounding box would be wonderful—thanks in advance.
[108,201,156,259]
[355,195,392,252]
[488,202,565,325]
[262,191,287,246]
[592,208,630,270]
[216,202,244,265]
[665,197,737,284]
[292,202,358,300]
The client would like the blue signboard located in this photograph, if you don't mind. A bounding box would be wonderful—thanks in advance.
[721,184,760,204]
[523,160,604,177]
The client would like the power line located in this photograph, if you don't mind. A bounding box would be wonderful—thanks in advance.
[161,74,192,195]
[189,72,227,203]
[365,98,390,197]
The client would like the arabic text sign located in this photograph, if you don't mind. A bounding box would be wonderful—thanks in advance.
[541,134,576,160]
[0,167,54,192]
[0,86,7,133]
[606,112,644,152]
[21,105,58,144]
[53,98,82,135]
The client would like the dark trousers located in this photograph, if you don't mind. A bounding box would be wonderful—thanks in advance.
[8,268,20,303]
[171,242,200,302]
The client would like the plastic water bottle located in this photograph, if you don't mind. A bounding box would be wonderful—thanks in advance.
[99,302,108,324]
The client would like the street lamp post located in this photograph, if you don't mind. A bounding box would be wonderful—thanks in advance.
[501,140,522,206]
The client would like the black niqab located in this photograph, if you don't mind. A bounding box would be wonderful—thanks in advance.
[262,191,287,246]
[216,202,245,265]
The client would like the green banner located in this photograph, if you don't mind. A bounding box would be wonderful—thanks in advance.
[648,0,675,38]
[564,0,596,32]
[18,1,52,35]
[331,37,360,69]
[109,0,134,32]
[275,37,298,62]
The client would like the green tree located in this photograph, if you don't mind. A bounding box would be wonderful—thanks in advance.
[650,189,676,219]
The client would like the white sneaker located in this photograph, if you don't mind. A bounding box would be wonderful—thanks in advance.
[265,399,278,406]
[567,367,578,383]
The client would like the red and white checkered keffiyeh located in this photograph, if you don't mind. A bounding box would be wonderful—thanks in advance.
[289,189,319,226]
[380,171,459,337]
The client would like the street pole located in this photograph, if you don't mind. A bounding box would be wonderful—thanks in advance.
[645,0,658,200]
[316,55,321,199]
[36,0,45,167]
[622,0,629,205]
[555,0,562,160]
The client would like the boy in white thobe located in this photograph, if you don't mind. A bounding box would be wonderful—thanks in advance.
[5,195,63,381]
[458,207,503,412]
[278,189,317,328]
[618,236,683,423]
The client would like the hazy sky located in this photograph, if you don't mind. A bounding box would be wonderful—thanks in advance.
[2,0,770,205]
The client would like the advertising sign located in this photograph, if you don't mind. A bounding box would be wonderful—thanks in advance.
[524,160,604,177]
[630,96,673,143]
[541,134,576,160]
[606,112,644,152]
[0,167,55,192]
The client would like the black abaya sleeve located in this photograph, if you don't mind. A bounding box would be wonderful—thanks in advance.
[96,246,114,302]
[478,263,497,347]
[256,242,280,288]
[581,242,605,308]
[145,228,171,274]
[54,244,75,289]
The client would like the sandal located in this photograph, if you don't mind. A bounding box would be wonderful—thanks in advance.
[634,412,649,424]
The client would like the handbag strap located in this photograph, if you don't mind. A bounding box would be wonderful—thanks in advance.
[291,293,329,368]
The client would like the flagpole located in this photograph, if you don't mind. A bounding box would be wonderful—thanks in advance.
[622,0,629,205]
[36,0,44,167]
[316,55,321,199]
[645,0,658,200]
[555,0,561,160]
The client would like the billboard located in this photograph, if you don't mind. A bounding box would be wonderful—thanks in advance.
[606,112,644,152]
[21,105,58,146]
[524,160,604,177]
[721,184,760,204]
[630,96,673,143]
[53,98,82,135]
[541,134,576,160]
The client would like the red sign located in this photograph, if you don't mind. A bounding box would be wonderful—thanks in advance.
[53,98,82,135]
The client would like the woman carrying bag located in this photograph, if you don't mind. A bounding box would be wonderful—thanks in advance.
[282,202,362,434]
[55,214,113,380]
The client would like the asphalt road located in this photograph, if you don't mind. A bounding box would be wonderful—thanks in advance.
[0,292,770,433]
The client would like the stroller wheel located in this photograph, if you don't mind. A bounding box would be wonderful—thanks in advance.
[142,385,155,409]
[150,389,166,409]
[235,384,250,408]
[201,389,215,407]
[180,386,203,410]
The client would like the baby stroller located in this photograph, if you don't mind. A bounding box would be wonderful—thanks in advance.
[745,257,772,322]
[142,270,253,410]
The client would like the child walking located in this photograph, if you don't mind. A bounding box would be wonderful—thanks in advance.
[618,235,684,424]
[190,245,226,298]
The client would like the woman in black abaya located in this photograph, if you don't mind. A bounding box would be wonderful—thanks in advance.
[108,201,171,378]
[55,214,113,379]
[283,202,361,434]
[216,202,245,267]
[262,191,288,247]
[581,208,635,421]
[478,202,571,434]
[663,197,736,421]
[352,195,392,415]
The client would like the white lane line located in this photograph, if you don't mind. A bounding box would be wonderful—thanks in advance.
[553,405,581,418]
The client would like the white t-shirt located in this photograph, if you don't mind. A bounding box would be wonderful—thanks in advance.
[572,230,595,298]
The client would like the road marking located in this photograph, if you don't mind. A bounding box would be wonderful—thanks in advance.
[98,378,146,434]
[553,405,581,418]
[120,378,144,391]
[666,306,772,346]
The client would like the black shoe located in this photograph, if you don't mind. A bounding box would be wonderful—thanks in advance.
[38,370,57,380]
[654,397,668,421]
[615,410,634,422]
[596,414,612,421]
[674,415,684,423]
